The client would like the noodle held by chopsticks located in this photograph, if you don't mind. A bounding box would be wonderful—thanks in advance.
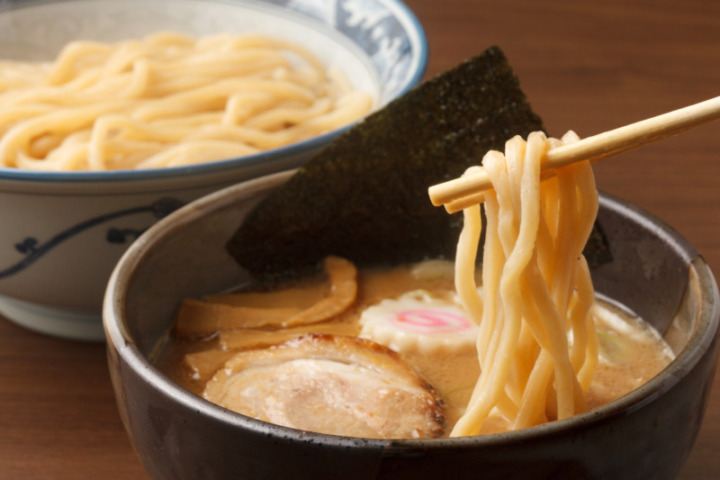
[452,131,599,436]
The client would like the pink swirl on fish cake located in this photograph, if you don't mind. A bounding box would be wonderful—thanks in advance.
[391,309,472,334]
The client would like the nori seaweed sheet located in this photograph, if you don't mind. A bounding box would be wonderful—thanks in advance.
[226,46,545,279]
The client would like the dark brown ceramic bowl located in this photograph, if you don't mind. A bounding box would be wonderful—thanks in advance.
[104,170,720,480]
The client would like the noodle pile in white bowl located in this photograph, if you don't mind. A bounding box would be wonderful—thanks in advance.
[0,0,427,341]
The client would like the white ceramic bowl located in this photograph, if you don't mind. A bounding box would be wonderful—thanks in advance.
[0,0,427,341]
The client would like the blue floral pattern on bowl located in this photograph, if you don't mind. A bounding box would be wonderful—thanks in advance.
[266,0,427,100]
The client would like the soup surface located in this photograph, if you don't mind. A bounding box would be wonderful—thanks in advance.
[156,259,674,438]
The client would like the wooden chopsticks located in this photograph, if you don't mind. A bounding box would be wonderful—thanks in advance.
[428,95,720,213]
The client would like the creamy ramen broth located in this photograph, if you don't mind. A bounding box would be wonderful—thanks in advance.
[156,258,674,438]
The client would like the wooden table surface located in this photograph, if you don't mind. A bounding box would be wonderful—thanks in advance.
[1,0,719,478]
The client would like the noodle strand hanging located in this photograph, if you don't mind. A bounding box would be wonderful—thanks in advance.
[451,131,599,436]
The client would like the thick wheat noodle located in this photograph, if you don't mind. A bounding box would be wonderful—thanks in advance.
[571,257,598,390]
[454,173,484,327]
[476,169,502,367]
[451,131,599,436]
[455,180,513,418]
[0,32,373,170]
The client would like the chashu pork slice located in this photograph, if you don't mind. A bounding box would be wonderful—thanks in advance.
[203,334,445,439]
